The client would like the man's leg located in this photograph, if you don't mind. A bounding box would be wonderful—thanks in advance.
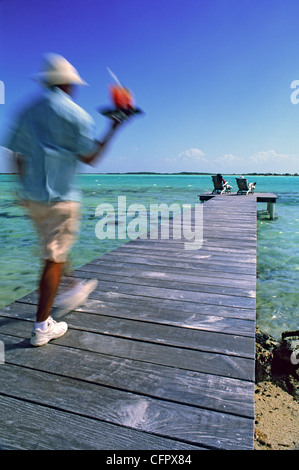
[36,260,64,323]
[31,259,68,346]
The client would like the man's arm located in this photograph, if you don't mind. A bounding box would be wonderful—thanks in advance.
[78,120,121,166]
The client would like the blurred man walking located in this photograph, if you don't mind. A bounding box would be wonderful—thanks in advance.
[5,53,125,346]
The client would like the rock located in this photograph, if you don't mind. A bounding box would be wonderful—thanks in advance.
[255,327,299,400]
[255,327,278,382]
[276,330,299,366]
[254,427,271,448]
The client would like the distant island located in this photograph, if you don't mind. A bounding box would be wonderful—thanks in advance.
[1,172,298,176]
[76,172,299,176]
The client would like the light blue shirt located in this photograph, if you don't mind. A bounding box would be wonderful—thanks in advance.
[5,87,96,203]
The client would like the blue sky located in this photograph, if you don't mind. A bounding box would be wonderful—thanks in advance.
[0,0,299,173]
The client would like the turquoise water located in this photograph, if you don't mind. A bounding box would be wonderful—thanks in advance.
[0,173,298,339]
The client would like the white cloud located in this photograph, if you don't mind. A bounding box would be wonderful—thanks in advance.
[178,148,206,161]
[214,150,298,173]
[250,150,292,163]
[117,155,128,161]
[244,150,298,173]
[216,153,243,164]
[164,147,298,174]
[165,148,207,165]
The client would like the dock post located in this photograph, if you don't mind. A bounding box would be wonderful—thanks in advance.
[267,202,275,219]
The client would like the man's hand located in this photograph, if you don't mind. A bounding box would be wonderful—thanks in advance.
[78,119,124,166]
[111,118,122,129]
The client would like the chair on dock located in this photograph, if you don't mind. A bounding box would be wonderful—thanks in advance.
[212,175,232,194]
[235,178,256,195]
[212,175,223,193]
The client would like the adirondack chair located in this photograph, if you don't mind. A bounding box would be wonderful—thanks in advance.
[236,177,256,195]
[212,175,223,193]
[212,175,232,194]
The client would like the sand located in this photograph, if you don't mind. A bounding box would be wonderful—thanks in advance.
[254,381,299,450]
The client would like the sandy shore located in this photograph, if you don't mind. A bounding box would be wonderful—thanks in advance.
[254,381,299,450]
[254,327,299,450]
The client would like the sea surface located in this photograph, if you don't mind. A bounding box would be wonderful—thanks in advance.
[0,173,298,339]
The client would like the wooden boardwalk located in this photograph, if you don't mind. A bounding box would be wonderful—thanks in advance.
[0,194,260,450]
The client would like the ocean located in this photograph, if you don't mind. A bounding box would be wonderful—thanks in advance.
[0,173,298,340]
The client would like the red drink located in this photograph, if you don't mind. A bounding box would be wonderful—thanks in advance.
[109,84,134,109]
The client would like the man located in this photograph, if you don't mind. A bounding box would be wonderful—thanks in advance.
[5,53,125,346]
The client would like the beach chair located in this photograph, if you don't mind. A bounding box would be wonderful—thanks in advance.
[236,177,256,195]
[212,175,232,194]
[211,175,224,193]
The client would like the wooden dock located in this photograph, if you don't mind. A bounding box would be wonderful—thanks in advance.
[199,192,277,219]
[0,193,266,450]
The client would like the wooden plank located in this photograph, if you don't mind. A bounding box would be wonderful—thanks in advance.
[72,266,256,298]
[120,239,257,255]
[0,310,254,358]
[82,257,257,284]
[7,299,255,337]
[0,323,254,381]
[1,340,254,418]
[91,252,257,275]
[76,261,256,288]
[0,336,254,449]
[108,240,257,259]
[0,395,202,450]
[199,192,277,203]
[0,392,250,451]
[114,239,257,254]
[15,289,256,322]
[109,246,257,265]
[16,277,256,310]
[90,280,255,309]
[68,268,256,300]
[112,233,257,246]
[127,235,257,247]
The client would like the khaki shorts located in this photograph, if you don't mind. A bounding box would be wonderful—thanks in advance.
[23,200,81,263]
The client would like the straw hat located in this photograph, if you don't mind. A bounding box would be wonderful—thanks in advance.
[33,53,87,86]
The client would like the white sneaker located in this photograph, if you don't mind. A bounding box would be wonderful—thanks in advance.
[54,279,98,318]
[30,317,68,347]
